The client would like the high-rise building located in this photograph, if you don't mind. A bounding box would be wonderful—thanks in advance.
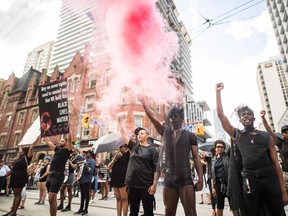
[157,0,193,95]
[48,0,95,74]
[266,0,288,73]
[256,55,288,131]
[23,41,54,74]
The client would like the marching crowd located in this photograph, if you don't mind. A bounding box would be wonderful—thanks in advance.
[1,83,288,216]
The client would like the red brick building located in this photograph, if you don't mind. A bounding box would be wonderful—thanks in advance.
[0,48,166,163]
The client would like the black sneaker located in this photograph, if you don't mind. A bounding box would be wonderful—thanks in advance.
[38,201,45,205]
[61,206,71,212]
[34,201,40,205]
[57,204,63,210]
[74,210,83,215]
[81,210,88,215]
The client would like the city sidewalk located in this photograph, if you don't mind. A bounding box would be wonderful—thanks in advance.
[0,185,236,216]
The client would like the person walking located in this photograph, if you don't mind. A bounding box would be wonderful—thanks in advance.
[74,150,95,215]
[118,117,159,216]
[139,97,203,216]
[211,140,229,216]
[3,139,38,216]
[215,82,288,215]
[44,134,73,216]
[108,145,130,216]
[35,156,51,205]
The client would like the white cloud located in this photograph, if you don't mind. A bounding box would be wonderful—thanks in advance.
[225,11,274,42]
[0,0,12,11]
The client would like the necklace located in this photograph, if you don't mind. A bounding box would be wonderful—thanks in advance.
[173,128,183,138]
[246,132,255,144]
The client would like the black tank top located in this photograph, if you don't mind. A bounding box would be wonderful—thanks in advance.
[237,130,274,176]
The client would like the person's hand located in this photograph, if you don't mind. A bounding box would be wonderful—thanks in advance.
[194,179,203,191]
[212,187,217,198]
[148,184,157,195]
[215,83,224,92]
[260,110,266,118]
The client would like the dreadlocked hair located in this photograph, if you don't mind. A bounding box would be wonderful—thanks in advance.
[234,104,254,119]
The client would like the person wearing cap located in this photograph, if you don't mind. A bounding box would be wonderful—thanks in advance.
[108,144,130,216]
[44,134,73,216]
[74,149,95,215]
[118,117,159,216]
[216,83,287,215]
[139,97,203,216]
[261,110,288,192]
[34,156,51,205]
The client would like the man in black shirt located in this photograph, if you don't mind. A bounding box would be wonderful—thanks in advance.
[216,82,288,215]
[44,134,72,216]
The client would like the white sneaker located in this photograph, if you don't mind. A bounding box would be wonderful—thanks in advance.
[89,199,94,204]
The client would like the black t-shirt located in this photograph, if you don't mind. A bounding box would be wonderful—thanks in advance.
[50,147,72,173]
[125,140,159,189]
[276,140,288,172]
[110,151,130,188]
[215,157,226,179]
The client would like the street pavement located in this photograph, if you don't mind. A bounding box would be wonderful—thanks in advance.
[0,185,236,216]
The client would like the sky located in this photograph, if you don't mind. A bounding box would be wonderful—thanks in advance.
[0,0,280,132]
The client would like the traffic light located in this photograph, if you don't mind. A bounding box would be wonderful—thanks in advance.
[195,123,205,136]
[82,114,90,128]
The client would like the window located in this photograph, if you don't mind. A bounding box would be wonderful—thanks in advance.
[85,95,94,111]
[5,115,11,128]
[0,135,6,148]
[14,133,21,146]
[18,112,25,125]
[31,109,38,122]
[134,116,142,128]
[82,128,90,139]
[89,77,96,89]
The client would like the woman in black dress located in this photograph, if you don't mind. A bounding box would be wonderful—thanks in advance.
[108,145,130,216]
[3,139,38,216]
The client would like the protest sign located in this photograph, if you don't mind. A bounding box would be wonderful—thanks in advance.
[38,78,69,137]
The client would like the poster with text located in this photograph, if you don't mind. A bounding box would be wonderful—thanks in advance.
[38,78,69,137]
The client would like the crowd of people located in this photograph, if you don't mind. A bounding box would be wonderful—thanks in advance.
[2,82,288,216]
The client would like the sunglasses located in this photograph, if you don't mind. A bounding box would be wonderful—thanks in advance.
[283,131,288,134]
[216,146,224,149]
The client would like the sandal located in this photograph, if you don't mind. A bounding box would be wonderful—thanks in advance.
[18,206,25,209]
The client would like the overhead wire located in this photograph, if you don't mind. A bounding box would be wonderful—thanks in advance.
[0,0,45,43]
[0,0,31,33]
[189,0,264,39]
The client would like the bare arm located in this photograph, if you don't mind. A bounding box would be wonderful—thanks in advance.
[260,110,278,143]
[268,135,288,205]
[192,145,203,191]
[27,137,39,158]
[139,96,163,134]
[44,137,56,151]
[66,133,73,151]
[148,171,159,195]
[118,117,130,145]
[215,83,235,136]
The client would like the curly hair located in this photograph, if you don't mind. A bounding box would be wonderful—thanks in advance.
[214,139,226,150]
[234,104,254,118]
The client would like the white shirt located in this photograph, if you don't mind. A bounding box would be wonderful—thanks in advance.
[0,165,10,177]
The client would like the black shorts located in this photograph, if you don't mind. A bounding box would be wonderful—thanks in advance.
[163,171,193,189]
[46,173,65,193]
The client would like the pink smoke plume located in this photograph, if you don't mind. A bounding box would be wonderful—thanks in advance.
[91,0,181,113]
